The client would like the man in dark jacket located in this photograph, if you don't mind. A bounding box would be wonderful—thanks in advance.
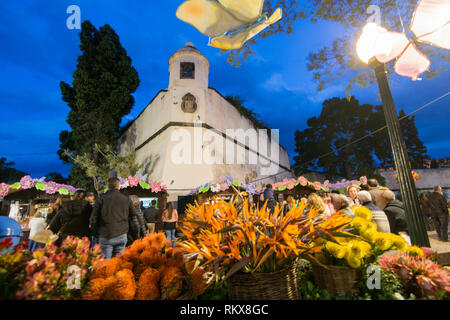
[379,189,408,235]
[143,200,159,233]
[428,186,449,242]
[90,178,140,259]
[49,190,92,245]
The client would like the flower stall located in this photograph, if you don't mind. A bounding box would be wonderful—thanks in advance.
[0,176,78,238]
[117,176,168,232]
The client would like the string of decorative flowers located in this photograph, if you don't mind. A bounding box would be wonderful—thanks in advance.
[0,176,79,200]
[118,176,167,194]
[190,176,259,195]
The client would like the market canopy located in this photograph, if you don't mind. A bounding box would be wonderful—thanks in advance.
[0,176,79,201]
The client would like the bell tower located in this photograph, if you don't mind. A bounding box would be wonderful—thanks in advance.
[168,42,209,90]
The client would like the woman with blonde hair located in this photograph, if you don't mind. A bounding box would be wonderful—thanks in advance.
[306,193,327,215]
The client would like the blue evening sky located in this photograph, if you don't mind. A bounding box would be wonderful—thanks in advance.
[1,1,449,178]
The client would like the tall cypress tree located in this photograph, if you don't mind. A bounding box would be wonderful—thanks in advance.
[58,21,140,190]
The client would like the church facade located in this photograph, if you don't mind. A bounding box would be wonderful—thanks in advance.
[117,43,293,200]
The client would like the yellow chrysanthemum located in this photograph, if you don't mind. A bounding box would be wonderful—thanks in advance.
[351,217,369,232]
[360,229,376,243]
[406,245,424,257]
[390,234,408,251]
[348,240,372,259]
[325,242,348,259]
[345,254,362,268]
[373,233,393,251]
[354,206,373,221]
[366,221,378,232]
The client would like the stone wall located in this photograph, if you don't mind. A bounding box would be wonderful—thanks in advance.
[378,168,450,194]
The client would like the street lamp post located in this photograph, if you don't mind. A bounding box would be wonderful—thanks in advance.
[368,57,430,247]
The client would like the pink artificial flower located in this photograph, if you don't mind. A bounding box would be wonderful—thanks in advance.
[0,183,10,199]
[287,182,295,190]
[44,181,59,194]
[360,176,368,185]
[313,181,322,191]
[298,176,308,187]
[128,176,139,187]
[20,175,35,189]
[323,180,329,187]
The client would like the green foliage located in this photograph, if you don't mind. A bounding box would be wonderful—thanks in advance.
[293,97,378,180]
[293,97,427,181]
[64,144,143,193]
[297,260,407,300]
[194,281,228,300]
[224,1,449,92]
[0,158,28,183]
[58,20,140,189]
[225,95,269,130]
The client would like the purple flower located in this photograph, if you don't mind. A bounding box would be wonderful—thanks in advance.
[45,181,59,194]
[20,175,35,189]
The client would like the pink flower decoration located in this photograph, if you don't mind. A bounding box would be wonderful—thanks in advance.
[20,175,35,189]
[287,182,295,190]
[298,176,308,187]
[0,183,10,198]
[44,181,59,194]
[323,180,329,187]
[127,176,139,187]
[313,181,322,191]
[360,176,368,185]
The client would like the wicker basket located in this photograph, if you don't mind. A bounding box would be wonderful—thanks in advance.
[311,264,361,296]
[226,260,301,300]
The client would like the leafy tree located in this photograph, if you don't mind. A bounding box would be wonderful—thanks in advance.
[58,21,140,190]
[64,144,143,193]
[224,1,448,92]
[293,97,377,180]
[0,158,27,183]
[369,106,429,169]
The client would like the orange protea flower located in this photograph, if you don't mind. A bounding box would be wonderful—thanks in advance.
[91,257,122,279]
[82,278,110,300]
[139,246,162,267]
[160,266,184,300]
[136,268,161,300]
[133,263,148,280]
[166,248,185,268]
[121,247,140,264]
[130,239,147,255]
[104,269,136,300]
[120,259,134,271]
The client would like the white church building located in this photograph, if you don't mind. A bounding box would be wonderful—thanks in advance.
[117,42,293,200]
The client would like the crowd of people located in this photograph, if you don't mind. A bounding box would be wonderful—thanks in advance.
[257,179,449,243]
[13,177,450,260]
[26,177,179,259]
